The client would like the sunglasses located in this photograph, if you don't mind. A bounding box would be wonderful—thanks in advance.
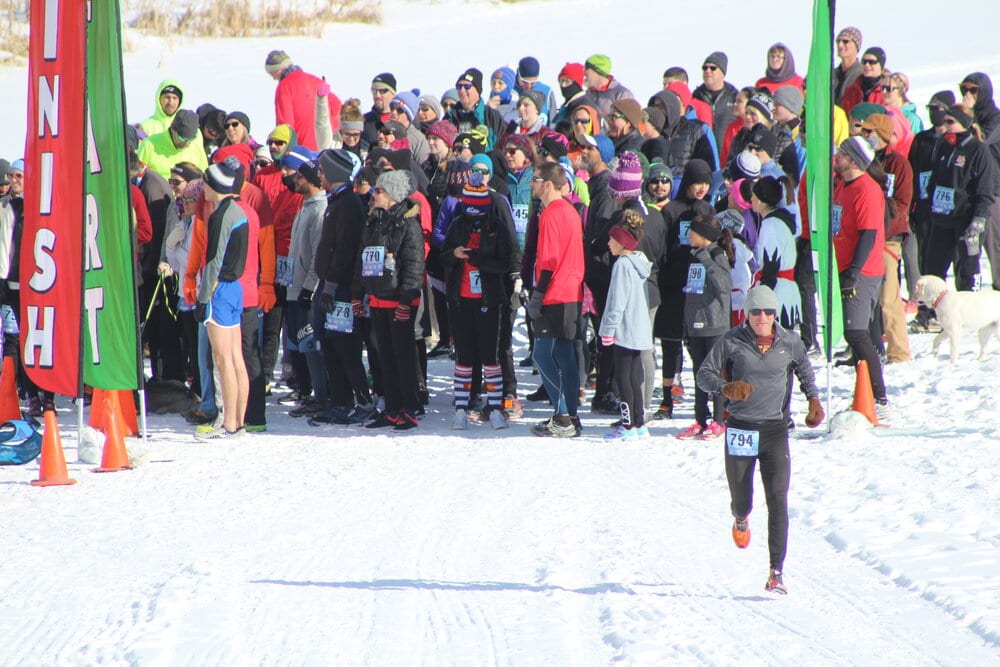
[267,139,287,146]
[371,87,390,95]
[180,196,198,204]
[961,85,979,95]
[455,82,474,90]
[702,65,718,72]
[442,101,457,109]
[573,117,591,125]
[531,177,547,183]
[943,118,962,126]
[471,166,490,175]
[927,104,945,113]
[748,144,762,152]
[9,172,23,179]
[880,85,897,93]
[226,121,242,129]
[168,178,184,186]
[748,308,777,317]
[606,112,625,121]
[649,177,671,185]
[504,147,521,155]
[861,58,880,66]
[537,147,551,158]
[837,38,852,44]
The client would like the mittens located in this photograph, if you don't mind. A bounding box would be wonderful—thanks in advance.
[721,380,755,401]
[805,396,825,428]
[352,299,365,317]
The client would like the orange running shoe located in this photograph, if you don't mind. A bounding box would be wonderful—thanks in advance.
[732,517,751,548]
[765,568,787,594]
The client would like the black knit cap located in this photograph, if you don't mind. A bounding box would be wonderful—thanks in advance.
[752,176,783,208]
[457,67,484,94]
[946,105,974,130]
[372,73,397,93]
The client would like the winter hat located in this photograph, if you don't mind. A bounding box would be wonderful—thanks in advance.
[607,151,643,199]
[752,176,783,207]
[391,90,419,122]
[441,88,460,105]
[225,110,251,134]
[255,145,273,165]
[731,150,762,180]
[730,179,752,210]
[540,132,569,160]
[557,156,575,185]
[372,73,397,94]
[454,129,488,155]
[836,27,862,51]
[744,285,779,313]
[690,215,722,242]
[703,51,728,75]
[644,107,666,133]
[559,62,585,88]
[490,67,516,105]
[504,133,535,162]
[861,113,894,143]
[848,102,887,122]
[386,145,412,170]
[0,159,9,184]
[170,109,200,141]
[159,84,183,104]
[170,163,202,182]
[717,208,745,234]
[418,94,443,121]
[585,54,612,78]
[339,98,365,132]
[181,178,203,203]
[520,89,546,113]
[863,47,886,68]
[376,169,415,203]
[746,92,774,122]
[517,56,541,80]
[609,225,640,251]
[946,105,974,130]
[425,120,458,146]
[204,160,238,194]
[611,98,643,129]
[646,160,671,184]
[282,145,317,171]
[839,135,875,170]
[461,171,492,214]
[446,159,472,195]
[929,90,956,108]
[683,158,713,186]
[748,126,778,157]
[583,133,615,164]
[298,159,322,188]
[265,50,293,74]
[318,148,358,185]
[10,158,25,173]
[772,86,804,116]
[380,120,406,139]
[211,144,254,176]
[267,124,295,146]
[470,153,493,175]
[457,67,484,94]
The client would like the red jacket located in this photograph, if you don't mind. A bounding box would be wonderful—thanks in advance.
[275,68,342,151]
[535,198,584,305]
[667,81,713,128]
[754,75,805,96]
[252,164,303,257]
[131,184,153,246]
[840,79,883,117]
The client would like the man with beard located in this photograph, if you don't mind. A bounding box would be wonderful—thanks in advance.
[959,73,1000,291]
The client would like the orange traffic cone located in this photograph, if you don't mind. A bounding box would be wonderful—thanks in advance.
[0,356,21,422]
[117,390,139,437]
[89,388,108,432]
[94,393,132,473]
[852,359,878,426]
[31,409,77,487]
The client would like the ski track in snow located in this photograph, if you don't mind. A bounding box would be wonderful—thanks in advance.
[1,325,999,664]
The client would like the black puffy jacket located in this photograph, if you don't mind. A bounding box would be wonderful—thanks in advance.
[353,198,425,303]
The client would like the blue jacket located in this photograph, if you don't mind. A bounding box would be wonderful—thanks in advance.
[599,251,653,351]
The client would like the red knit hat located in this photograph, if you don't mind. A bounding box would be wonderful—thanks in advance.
[558,62,584,88]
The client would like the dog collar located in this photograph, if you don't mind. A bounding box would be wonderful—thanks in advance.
[932,289,947,310]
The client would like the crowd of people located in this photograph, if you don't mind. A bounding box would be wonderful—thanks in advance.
[4,26,995,594]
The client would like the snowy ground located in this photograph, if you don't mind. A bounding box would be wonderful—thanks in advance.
[1,0,1000,663]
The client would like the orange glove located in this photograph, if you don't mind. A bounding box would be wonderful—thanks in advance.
[258,283,277,312]
[805,397,825,428]
[183,277,197,305]
[721,380,755,401]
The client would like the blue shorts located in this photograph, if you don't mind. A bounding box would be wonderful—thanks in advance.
[206,280,243,328]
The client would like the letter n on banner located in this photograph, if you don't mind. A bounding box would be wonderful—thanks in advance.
[20,0,87,397]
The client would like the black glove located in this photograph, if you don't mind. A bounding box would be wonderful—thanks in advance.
[527,291,544,320]
[319,292,335,313]
[840,270,858,299]
[194,302,207,323]
[298,288,313,305]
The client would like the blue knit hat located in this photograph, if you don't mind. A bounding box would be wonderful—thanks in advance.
[583,134,614,164]
[282,145,317,171]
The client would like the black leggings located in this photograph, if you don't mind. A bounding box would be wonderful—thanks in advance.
[686,335,723,427]
[843,329,886,401]
[613,346,645,427]
[660,338,683,385]
[725,420,791,570]
[370,307,419,413]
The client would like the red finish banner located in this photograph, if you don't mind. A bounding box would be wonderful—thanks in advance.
[20,0,88,396]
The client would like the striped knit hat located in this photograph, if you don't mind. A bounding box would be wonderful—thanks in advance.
[204,161,238,194]
[608,151,643,200]
[461,171,492,214]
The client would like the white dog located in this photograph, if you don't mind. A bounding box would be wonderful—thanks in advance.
[912,274,1000,363]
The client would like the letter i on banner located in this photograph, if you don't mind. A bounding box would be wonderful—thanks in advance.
[21,0,87,397]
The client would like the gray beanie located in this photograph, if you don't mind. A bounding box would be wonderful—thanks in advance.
[376,169,415,203]
[839,136,875,170]
[703,51,728,75]
[772,86,804,116]
[744,285,779,313]
[0,159,9,185]
[318,148,358,185]
[418,94,443,121]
